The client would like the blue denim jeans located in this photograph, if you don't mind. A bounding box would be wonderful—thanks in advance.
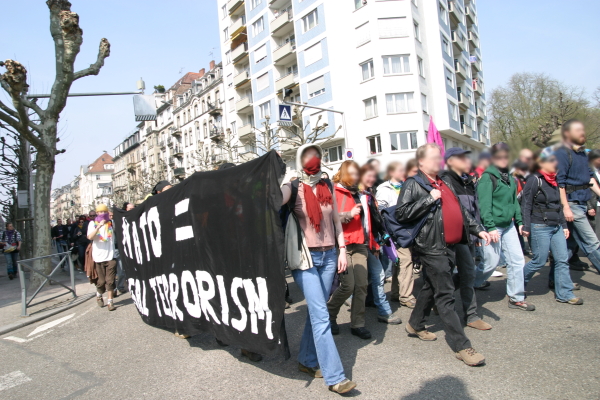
[563,203,600,273]
[291,249,346,386]
[367,251,393,317]
[475,222,526,302]
[524,224,575,302]
[4,251,18,275]
[379,249,393,279]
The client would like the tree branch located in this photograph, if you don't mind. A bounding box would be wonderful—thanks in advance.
[73,38,111,81]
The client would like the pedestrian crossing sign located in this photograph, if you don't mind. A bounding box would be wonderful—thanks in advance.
[279,105,292,122]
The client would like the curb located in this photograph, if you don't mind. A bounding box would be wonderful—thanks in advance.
[0,292,96,336]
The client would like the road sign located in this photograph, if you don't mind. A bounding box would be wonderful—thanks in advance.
[279,105,292,122]
[345,149,353,159]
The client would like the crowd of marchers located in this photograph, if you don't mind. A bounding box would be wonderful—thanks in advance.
[13,119,600,395]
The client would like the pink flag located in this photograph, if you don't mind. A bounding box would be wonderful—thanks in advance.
[427,116,445,166]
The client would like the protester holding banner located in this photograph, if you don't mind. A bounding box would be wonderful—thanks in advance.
[281,144,356,394]
[87,204,117,311]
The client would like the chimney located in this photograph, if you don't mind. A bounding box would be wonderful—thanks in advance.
[198,68,205,78]
[209,60,215,71]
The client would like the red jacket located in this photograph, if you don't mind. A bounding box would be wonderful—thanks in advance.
[334,185,379,250]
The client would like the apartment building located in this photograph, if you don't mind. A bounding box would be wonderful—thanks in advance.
[217,0,488,171]
[79,152,114,211]
[113,127,143,202]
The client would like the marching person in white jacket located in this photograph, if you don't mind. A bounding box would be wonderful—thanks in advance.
[376,162,417,308]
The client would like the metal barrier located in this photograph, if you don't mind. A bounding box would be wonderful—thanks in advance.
[17,251,77,317]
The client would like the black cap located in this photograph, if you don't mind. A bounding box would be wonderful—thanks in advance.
[478,151,492,161]
[444,147,471,162]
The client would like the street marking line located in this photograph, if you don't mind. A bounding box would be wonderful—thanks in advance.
[3,336,28,343]
[0,371,32,391]
[28,313,75,337]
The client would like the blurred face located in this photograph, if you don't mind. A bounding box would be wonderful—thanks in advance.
[88,212,97,220]
[160,185,172,193]
[6,223,13,231]
[407,166,418,177]
[539,156,558,173]
[519,149,534,167]
[347,165,360,186]
[478,158,490,169]
[361,170,377,189]
[57,219,62,225]
[448,155,472,174]
[593,158,600,169]
[565,122,586,146]
[301,147,320,167]
[492,150,510,169]
[391,164,405,182]
[67,218,72,224]
[126,203,135,211]
[109,212,114,220]
[419,147,442,174]
[369,160,381,172]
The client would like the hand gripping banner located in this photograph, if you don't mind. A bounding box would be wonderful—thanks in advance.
[113,151,287,355]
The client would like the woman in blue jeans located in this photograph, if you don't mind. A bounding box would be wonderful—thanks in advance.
[521,147,583,305]
[281,144,356,395]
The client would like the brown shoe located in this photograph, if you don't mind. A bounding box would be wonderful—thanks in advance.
[400,298,416,309]
[329,379,357,394]
[467,319,492,330]
[107,302,116,311]
[96,297,104,308]
[405,323,437,341]
[455,347,485,366]
[298,363,323,378]
[174,331,190,339]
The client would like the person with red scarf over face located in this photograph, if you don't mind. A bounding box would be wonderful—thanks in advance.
[281,144,355,395]
[522,147,583,305]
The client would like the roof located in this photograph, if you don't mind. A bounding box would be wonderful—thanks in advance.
[169,72,203,94]
[86,152,114,174]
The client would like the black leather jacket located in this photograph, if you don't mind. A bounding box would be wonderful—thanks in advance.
[395,170,484,255]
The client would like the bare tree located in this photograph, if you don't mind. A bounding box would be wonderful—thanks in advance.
[0,0,110,282]
[278,104,341,149]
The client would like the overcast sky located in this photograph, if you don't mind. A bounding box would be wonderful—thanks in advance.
[1,0,598,189]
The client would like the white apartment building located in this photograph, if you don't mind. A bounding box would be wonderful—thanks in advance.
[217,0,488,172]
[79,152,114,211]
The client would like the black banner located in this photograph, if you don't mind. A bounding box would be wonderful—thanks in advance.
[113,152,286,355]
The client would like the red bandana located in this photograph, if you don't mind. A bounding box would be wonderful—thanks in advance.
[301,157,332,232]
[540,171,557,187]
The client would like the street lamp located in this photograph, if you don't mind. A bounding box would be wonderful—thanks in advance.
[26,79,146,99]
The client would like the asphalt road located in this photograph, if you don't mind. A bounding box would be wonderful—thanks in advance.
[2,263,600,400]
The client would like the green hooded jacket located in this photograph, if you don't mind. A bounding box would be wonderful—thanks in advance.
[477,165,523,232]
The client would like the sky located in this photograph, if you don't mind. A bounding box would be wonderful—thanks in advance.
[0,0,599,189]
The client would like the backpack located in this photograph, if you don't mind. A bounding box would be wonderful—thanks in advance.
[381,175,439,248]
[279,178,334,233]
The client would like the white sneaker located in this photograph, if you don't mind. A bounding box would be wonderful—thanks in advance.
[491,270,504,277]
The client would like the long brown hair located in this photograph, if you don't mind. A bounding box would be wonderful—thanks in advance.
[333,160,360,188]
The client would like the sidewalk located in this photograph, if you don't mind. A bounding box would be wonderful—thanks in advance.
[0,251,96,334]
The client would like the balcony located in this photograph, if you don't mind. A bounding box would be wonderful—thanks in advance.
[448,1,462,24]
[468,30,479,49]
[173,167,186,178]
[167,138,174,147]
[271,10,294,35]
[465,5,476,24]
[234,69,251,87]
[172,146,183,156]
[273,40,296,65]
[457,90,469,110]
[460,123,472,137]
[238,123,254,140]
[211,154,227,164]
[454,59,467,80]
[476,106,485,120]
[230,16,246,40]
[269,0,288,7]
[451,30,466,52]
[168,157,175,166]
[159,140,165,149]
[469,55,481,72]
[473,77,484,96]
[141,152,147,160]
[232,42,249,63]
[210,127,224,141]
[207,102,223,116]
[170,126,182,136]
[236,96,253,113]
[127,162,136,171]
[276,71,298,92]
[227,0,244,16]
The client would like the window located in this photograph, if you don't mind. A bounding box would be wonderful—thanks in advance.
[414,21,420,41]
[254,44,267,63]
[355,0,365,10]
[360,59,374,81]
[417,57,425,77]
[445,67,454,88]
[386,92,414,114]
[231,121,237,134]
[449,102,458,121]
[324,145,343,163]
[307,76,325,98]
[302,9,318,32]
[251,0,262,9]
[378,17,407,38]
[222,4,227,18]
[258,101,271,119]
[225,50,231,65]
[223,27,229,42]
[256,72,269,91]
[229,97,234,112]
[382,55,410,75]
[304,41,323,66]
[364,97,378,119]
[368,135,382,154]
[252,17,264,36]
[390,131,418,151]
[439,3,448,25]
[356,22,370,47]
[95,175,101,180]
[442,35,451,55]
[421,93,428,113]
